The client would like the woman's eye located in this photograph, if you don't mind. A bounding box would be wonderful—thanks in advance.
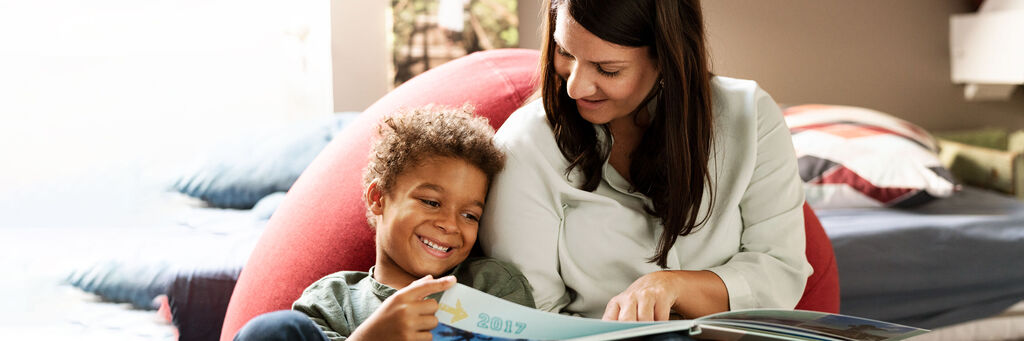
[596,66,619,77]
[556,46,573,59]
[420,199,440,208]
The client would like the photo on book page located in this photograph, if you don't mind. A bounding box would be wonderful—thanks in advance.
[432,323,529,341]
[701,310,927,340]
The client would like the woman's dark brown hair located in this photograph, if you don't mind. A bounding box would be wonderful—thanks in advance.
[540,0,715,268]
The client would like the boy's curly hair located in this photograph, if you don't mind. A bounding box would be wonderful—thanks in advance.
[362,105,505,227]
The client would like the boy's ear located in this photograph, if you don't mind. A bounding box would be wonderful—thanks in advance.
[366,180,385,215]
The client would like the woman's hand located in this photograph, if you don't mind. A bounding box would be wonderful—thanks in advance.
[602,270,728,321]
[602,271,680,321]
[349,275,456,341]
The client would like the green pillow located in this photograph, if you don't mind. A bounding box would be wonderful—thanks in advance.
[933,128,1008,150]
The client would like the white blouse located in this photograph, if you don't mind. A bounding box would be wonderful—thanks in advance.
[480,76,812,318]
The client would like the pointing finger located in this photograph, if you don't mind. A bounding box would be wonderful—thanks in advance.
[395,275,457,301]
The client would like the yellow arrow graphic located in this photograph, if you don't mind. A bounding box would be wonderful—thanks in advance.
[439,299,469,324]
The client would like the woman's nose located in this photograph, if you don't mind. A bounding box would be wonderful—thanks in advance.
[565,64,595,100]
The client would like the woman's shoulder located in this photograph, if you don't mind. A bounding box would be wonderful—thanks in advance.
[494,98,566,166]
[711,75,760,93]
[710,76,768,109]
[495,98,554,144]
[710,76,780,123]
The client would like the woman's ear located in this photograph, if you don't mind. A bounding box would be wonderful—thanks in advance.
[366,180,385,215]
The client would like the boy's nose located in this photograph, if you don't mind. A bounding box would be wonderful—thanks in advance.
[434,213,458,234]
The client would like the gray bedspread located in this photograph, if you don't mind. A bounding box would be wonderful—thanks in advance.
[817,186,1024,329]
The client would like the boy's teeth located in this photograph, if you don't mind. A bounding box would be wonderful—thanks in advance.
[421,238,451,252]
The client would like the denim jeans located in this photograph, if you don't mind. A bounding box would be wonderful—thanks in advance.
[233,310,329,341]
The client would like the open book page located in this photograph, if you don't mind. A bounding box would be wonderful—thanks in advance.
[432,283,688,340]
[431,283,929,341]
[695,310,929,341]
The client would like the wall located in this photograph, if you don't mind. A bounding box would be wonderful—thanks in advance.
[702,0,1024,131]
[519,0,545,55]
[331,0,391,112]
[333,1,538,112]
[516,0,1024,131]
[0,0,334,188]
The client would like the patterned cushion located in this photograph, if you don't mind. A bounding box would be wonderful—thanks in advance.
[784,104,956,209]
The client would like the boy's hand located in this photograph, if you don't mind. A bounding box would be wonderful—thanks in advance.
[349,275,457,341]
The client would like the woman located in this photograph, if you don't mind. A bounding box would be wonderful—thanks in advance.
[480,0,812,322]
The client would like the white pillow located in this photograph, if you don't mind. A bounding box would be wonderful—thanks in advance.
[784,105,956,209]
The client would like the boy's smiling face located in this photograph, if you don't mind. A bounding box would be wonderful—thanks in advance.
[368,156,488,288]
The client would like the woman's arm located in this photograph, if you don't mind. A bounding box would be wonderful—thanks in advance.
[705,86,811,311]
[603,85,811,320]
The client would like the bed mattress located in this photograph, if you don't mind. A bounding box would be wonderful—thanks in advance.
[816,186,1024,330]
[0,192,263,340]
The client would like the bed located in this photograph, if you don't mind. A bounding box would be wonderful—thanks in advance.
[785,104,1024,340]
[4,186,1021,340]
[0,196,263,340]
[3,52,1023,340]
[0,112,357,340]
[816,186,1024,340]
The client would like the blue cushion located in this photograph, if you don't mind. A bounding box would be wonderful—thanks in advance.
[64,218,270,311]
[171,112,358,209]
[65,259,177,309]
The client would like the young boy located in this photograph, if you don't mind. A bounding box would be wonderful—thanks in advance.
[234,106,534,341]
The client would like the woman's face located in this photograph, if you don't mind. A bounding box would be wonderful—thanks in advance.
[552,5,660,126]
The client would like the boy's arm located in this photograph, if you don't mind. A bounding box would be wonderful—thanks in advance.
[492,273,535,309]
[348,275,457,341]
[293,301,349,340]
[459,258,537,309]
[290,274,456,341]
[292,278,357,341]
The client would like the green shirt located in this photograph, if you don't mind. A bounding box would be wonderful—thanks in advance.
[292,257,535,340]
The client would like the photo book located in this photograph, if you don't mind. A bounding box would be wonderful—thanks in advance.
[430,284,929,341]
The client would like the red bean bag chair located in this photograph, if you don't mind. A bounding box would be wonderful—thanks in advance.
[220,48,540,340]
[220,48,839,340]
[796,204,841,313]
